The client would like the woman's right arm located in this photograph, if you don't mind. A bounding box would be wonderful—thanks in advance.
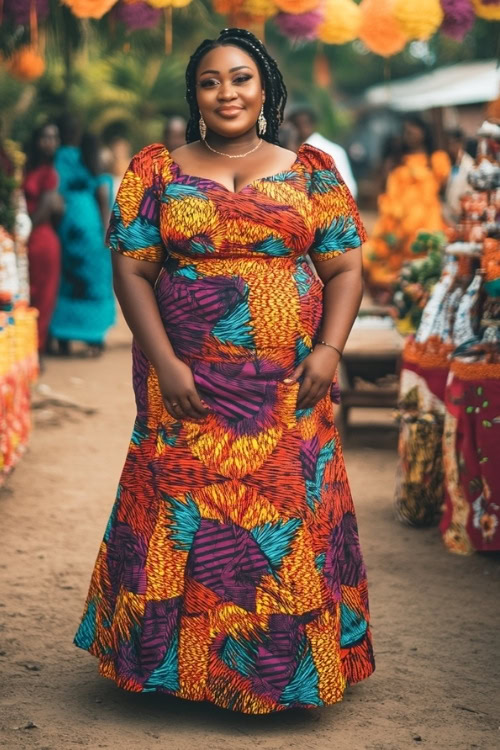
[111,252,208,421]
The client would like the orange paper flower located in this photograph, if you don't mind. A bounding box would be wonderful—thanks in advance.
[8,46,45,81]
[472,0,500,20]
[359,0,408,57]
[61,0,118,18]
[275,0,319,12]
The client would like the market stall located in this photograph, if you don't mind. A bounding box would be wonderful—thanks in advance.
[0,142,39,486]
[394,119,500,554]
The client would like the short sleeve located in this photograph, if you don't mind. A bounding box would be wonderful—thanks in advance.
[302,145,367,264]
[106,143,170,263]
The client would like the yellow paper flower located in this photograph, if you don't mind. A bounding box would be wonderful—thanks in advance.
[240,0,277,18]
[393,0,444,40]
[359,0,408,57]
[318,0,361,44]
[472,0,500,20]
[61,0,118,18]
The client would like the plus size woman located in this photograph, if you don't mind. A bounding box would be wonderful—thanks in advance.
[75,28,375,714]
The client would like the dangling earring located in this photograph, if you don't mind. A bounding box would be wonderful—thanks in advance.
[258,105,267,136]
[199,115,207,140]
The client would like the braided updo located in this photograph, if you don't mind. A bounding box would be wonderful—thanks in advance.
[185,28,287,145]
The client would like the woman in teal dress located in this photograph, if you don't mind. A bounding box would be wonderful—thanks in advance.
[50,124,115,355]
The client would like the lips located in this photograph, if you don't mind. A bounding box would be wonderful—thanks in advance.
[216,107,243,116]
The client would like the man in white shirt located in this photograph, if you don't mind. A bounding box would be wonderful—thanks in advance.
[289,108,358,199]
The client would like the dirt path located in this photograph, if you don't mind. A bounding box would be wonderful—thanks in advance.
[1,320,499,750]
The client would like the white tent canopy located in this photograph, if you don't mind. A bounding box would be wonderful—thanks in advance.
[365,60,499,111]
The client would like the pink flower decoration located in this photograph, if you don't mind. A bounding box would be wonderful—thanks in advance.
[113,1,162,29]
[274,8,324,41]
[440,0,475,41]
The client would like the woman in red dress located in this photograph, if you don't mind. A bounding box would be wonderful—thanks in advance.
[23,123,64,352]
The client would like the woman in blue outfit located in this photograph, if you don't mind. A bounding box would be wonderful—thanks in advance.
[50,118,115,356]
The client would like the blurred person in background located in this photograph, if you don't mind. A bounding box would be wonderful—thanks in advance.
[444,127,475,224]
[50,116,115,357]
[363,114,450,303]
[289,106,357,198]
[23,122,64,355]
[162,115,187,152]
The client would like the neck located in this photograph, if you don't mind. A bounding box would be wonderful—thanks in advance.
[204,128,260,154]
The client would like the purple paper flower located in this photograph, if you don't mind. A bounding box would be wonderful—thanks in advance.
[4,0,49,25]
[274,9,324,41]
[113,1,161,30]
[440,0,475,41]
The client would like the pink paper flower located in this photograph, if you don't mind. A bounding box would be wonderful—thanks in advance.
[274,8,324,41]
[440,0,475,41]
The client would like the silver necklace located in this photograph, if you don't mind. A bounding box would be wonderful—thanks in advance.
[202,138,263,159]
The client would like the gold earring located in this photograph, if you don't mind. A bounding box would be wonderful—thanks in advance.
[258,105,267,136]
[199,115,207,140]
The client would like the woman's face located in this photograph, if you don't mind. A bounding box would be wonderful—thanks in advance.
[38,124,60,158]
[195,44,264,139]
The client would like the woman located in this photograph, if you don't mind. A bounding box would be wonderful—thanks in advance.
[50,117,115,356]
[23,123,63,353]
[75,29,374,713]
[364,115,451,302]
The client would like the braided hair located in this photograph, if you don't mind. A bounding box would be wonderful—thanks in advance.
[185,28,287,145]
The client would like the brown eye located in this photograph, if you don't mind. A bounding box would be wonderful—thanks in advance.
[233,75,252,84]
[199,78,219,89]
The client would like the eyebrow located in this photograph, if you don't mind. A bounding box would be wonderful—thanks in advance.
[199,65,253,76]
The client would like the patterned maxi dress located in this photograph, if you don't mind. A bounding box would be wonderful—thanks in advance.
[74,143,375,714]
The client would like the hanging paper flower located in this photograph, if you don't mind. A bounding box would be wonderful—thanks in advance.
[238,0,277,19]
[393,0,444,40]
[8,46,45,81]
[212,0,242,12]
[275,0,320,12]
[3,0,50,25]
[359,0,407,56]
[317,0,361,44]
[275,7,323,40]
[61,0,118,18]
[440,0,475,40]
[146,0,192,7]
[114,0,161,28]
[471,0,500,20]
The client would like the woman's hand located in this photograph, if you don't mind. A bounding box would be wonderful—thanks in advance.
[156,357,209,421]
[284,346,340,410]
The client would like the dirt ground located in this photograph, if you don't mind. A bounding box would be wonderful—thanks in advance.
[1,319,499,750]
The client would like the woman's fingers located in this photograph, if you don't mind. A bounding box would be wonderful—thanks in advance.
[297,379,329,409]
[188,392,210,419]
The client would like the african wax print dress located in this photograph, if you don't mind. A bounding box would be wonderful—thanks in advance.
[74,143,375,714]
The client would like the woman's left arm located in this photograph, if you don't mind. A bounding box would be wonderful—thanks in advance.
[285,247,363,409]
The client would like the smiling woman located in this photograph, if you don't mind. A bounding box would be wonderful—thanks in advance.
[74,27,375,715]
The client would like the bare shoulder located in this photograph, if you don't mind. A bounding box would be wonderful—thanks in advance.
[170,142,202,161]
[262,143,298,169]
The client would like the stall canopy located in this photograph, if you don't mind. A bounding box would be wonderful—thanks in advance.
[365,60,500,110]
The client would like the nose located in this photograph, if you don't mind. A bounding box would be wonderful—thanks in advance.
[217,81,238,101]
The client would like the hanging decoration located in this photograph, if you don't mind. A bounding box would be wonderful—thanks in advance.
[440,0,475,40]
[7,45,45,80]
[239,0,277,19]
[274,7,323,41]
[61,0,118,18]
[313,50,332,87]
[275,0,320,12]
[393,0,444,40]
[146,0,192,7]
[359,0,407,57]
[471,0,500,20]
[114,0,161,29]
[317,0,361,44]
